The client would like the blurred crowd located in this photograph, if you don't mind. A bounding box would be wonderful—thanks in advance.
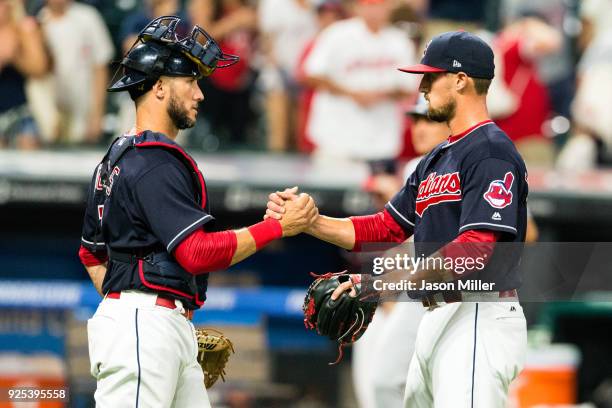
[0,0,611,171]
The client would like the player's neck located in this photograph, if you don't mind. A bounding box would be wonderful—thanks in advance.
[447,98,490,136]
[135,107,179,140]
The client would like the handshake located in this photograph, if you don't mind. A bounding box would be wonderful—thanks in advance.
[264,186,319,237]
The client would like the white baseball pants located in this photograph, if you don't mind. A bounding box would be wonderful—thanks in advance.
[87,291,211,408]
[403,301,527,408]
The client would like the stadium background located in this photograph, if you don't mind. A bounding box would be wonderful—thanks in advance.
[1,0,612,407]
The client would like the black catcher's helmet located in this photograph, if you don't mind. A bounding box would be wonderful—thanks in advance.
[108,16,239,93]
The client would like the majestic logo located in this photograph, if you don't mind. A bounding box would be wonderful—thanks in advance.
[492,212,502,221]
[483,172,514,209]
[415,172,462,217]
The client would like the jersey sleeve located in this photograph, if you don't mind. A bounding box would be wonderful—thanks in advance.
[81,163,107,251]
[134,162,214,252]
[384,169,418,233]
[459,158,521,236]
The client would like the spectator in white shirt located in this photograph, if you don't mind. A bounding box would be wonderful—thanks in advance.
[303,0,417,162]
[39,0,114,144]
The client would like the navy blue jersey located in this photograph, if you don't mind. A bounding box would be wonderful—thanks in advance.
[385,120,528,290]
[80,131,213,307]
[81,133,213,253]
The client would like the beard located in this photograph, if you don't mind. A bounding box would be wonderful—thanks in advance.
[167,92,196,130]
[427,98,456,123]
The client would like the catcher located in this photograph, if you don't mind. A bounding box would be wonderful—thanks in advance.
[78,16,318,407]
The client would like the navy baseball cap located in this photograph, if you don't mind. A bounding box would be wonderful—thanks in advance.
[399,31,494,79]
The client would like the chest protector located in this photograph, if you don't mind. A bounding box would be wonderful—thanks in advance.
[97,131,210,309]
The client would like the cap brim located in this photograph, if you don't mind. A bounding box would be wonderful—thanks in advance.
[107,71,148,92]
[398,64,447,74]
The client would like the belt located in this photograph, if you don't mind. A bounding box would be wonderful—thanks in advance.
[107,291,194,320]
[421,289,518,309]
[108,247,162,264]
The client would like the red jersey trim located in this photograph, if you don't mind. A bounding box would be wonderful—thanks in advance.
[446,120,494,145]
[138,259,205,306]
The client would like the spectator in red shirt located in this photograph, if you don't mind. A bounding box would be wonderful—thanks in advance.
[492,16,562,168]
[189,0,257,147]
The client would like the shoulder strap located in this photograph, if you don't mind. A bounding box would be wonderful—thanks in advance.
[135,139,208,210]
[98,135,136,193]
[108,135,137,168]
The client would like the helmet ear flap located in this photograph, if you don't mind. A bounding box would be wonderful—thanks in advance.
[127,77,156,101]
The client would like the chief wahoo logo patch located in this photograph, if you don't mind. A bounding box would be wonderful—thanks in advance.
[483,172,514,209]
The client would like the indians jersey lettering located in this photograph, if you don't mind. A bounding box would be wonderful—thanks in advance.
[384,120,528,290]
[415,171,461,217]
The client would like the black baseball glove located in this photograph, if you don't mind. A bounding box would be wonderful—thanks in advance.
[303,271,378,364]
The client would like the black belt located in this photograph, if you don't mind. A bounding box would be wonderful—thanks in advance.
[421,289,518,309]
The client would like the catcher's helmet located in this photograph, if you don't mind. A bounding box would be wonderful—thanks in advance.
[108,15,239,92]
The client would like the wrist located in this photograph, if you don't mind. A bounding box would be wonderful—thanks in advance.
[248,218,282,250]
[304,214,320,234]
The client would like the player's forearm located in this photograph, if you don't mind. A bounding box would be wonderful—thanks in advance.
[230,228,257,265]
[175,220,282,273]
[306,215,356,250]
[85,264,107,297]
[231,218,283,264]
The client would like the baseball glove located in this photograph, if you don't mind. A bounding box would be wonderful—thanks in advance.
[195,328,235,388]
[303,271,377,364]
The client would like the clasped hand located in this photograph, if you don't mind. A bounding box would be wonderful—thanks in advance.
[265,187,319,237]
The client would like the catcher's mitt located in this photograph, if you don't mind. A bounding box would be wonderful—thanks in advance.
[303,271,377,364]
[195,328,235,388]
